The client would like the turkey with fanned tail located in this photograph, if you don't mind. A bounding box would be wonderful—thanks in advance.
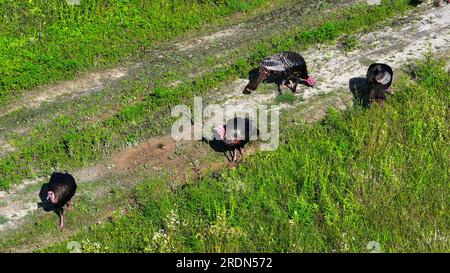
[244,51,316,94]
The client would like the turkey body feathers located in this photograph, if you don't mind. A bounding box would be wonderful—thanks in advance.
[366,63,394,104]
[223,117,257,148]
[367,63,393,87]
[48,172,77,207]
[245,51,310,92]
[261,51,308,75]
[218,117,257,163]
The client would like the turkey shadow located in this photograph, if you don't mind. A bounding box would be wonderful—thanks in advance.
[349,77,370,107]
[202,134,234,162]
[408,0,424,6]
[243,67,284,94]
[37,182,57,213]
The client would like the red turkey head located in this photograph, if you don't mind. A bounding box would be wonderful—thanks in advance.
[47,191,56,204]
[306,76,317,87]
[214,125,226,140]
[385,86,393,94]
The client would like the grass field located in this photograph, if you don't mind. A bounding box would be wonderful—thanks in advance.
[42,55,449,253]
[0,0,416,189]
[0,0,447,254]
[0,0,274,104]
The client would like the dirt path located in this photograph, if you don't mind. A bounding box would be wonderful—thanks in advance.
[0,0,350,160]
[0,2,449,251]
[0,67,131,118]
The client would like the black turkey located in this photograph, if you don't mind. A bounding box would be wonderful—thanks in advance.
[46,172,77,231]
[244,51,316,93]
[366,63,393,105]
[214,117,257,163]
[433,0,449,6]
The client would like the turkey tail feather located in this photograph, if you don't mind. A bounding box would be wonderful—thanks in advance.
[245,66,269,92]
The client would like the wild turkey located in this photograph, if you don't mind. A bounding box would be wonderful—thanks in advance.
[411,0,449,6]
[46,172,77,231]
[434,0,450,6]
[244,51,316,93]
[366,63,393,105]
[214,117,257,163]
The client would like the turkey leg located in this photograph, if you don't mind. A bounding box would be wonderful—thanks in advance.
[239,147,244,162]
[59,207,65,231]
[233,148,238,163]
[290,78,300,93]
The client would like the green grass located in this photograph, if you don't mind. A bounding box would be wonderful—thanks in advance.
[42,55,450,253]
[341,35,359,52]
[0,0,417,190]
[276,93,297,103]
[0,0,272,104]
[0,215,7,225]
